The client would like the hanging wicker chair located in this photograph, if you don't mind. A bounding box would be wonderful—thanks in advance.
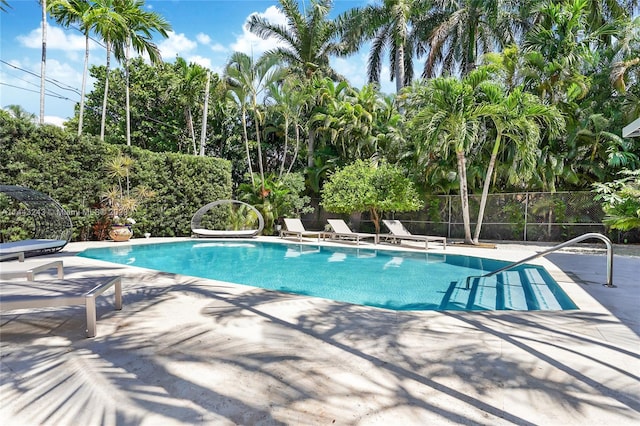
[0,185,72,259]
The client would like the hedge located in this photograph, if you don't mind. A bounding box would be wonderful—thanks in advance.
[0,113,232,241]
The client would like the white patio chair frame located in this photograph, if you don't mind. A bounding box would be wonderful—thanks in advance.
[191,200,264,238]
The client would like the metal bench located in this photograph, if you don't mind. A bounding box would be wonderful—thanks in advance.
[0,260,64,280]
[0,276,123,337]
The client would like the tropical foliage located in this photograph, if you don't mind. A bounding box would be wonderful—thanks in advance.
[238,172,313,235]
[247,0,348,80]
[594,169,640,231]
[5,0,640,241]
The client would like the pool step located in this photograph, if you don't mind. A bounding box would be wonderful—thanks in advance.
[441,267,562,311]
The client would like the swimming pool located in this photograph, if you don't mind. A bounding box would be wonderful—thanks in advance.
[78,241,577,312]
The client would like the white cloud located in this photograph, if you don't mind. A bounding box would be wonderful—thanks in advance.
[230,6,288,56]
[331,53,396,94]
[0,58,80,120]
[196,33,211,45]
[44,115,66,127]
[188,55,212,69]
[17,26,93,52]
[332,54,368,88]
[1,57,83,95]
[158,31,198,61]
[210,43,227,53]
[378,66,395,95]
[209,65,225,76]
[46,58,84,91]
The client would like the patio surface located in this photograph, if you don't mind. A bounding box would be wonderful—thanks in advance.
[1,237,638,425]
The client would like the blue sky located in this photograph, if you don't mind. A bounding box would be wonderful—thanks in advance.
[1,0,392,125]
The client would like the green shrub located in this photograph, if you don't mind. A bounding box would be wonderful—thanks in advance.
[0,114,232,240]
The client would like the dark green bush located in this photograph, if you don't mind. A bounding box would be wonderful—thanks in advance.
[0,113,232,240]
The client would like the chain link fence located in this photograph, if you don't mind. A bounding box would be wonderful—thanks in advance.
[304,192,638,243]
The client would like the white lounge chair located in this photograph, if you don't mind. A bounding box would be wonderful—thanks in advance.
[0,276,122,338]
[0,259,64,280]
[324,219,378,245]
[280,218,323,241]
[0,239,68,261]
[380,219,446,250]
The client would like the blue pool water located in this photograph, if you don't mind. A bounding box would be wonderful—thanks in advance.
[78,241,577,311]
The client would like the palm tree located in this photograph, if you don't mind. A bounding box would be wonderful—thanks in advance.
[408,73,486,244]
[311,83,382,162]
[48,0,92,136]
[421,0,519,77]
[200,70,211,156]
[582,0,637,34]
[473,83,565,243]
[88,0,127,141]
[304,76,350,169]
[225,52,287,192]
[0,0,11,12]
[4,105,37,123]
[114,0,170,146]
[174,57,208,155]
[265,76,307,177]
[608,16,640,94]
[225,63,254,185]
[89,0,169,142]
[340,0,431,93]
[522,0,619,104]
[246,0,346,80]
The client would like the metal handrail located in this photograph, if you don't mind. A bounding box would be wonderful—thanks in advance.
[465,233,615,289]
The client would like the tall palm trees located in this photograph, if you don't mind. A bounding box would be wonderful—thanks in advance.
[115,0,170,146]
[340,0,431,93]
[88,0,126,140]
[48,0,92,135]
[88,0,169,142]
[473,84,564,242]
[246,0,346,80]
[174,57,208,155]
[409,73,485,243]
[225,52,287,191]
[265,76,307,176]
[422,0,518,77]
[48,0,169,140]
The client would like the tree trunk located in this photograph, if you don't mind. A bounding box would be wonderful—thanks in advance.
[199,71,210,156]
[253,98,265,192]
[100,41,111,141]
[395,41,405,94]
[370,208,380,234]
[39,0,47,125]
[457,150,473,244]
[473,134,502,243]
[241,108,254,185]
[464,22,476,75]
[187,108,196,154]
[124,41,131,146]
[287,123,300,175]
[307,129,315,168]
[279,116,289,178]
[78,33,89,136]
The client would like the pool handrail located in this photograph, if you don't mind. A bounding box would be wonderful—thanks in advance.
[464,233,614,289]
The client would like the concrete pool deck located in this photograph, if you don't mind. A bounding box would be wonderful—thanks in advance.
[1,237,638,425]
